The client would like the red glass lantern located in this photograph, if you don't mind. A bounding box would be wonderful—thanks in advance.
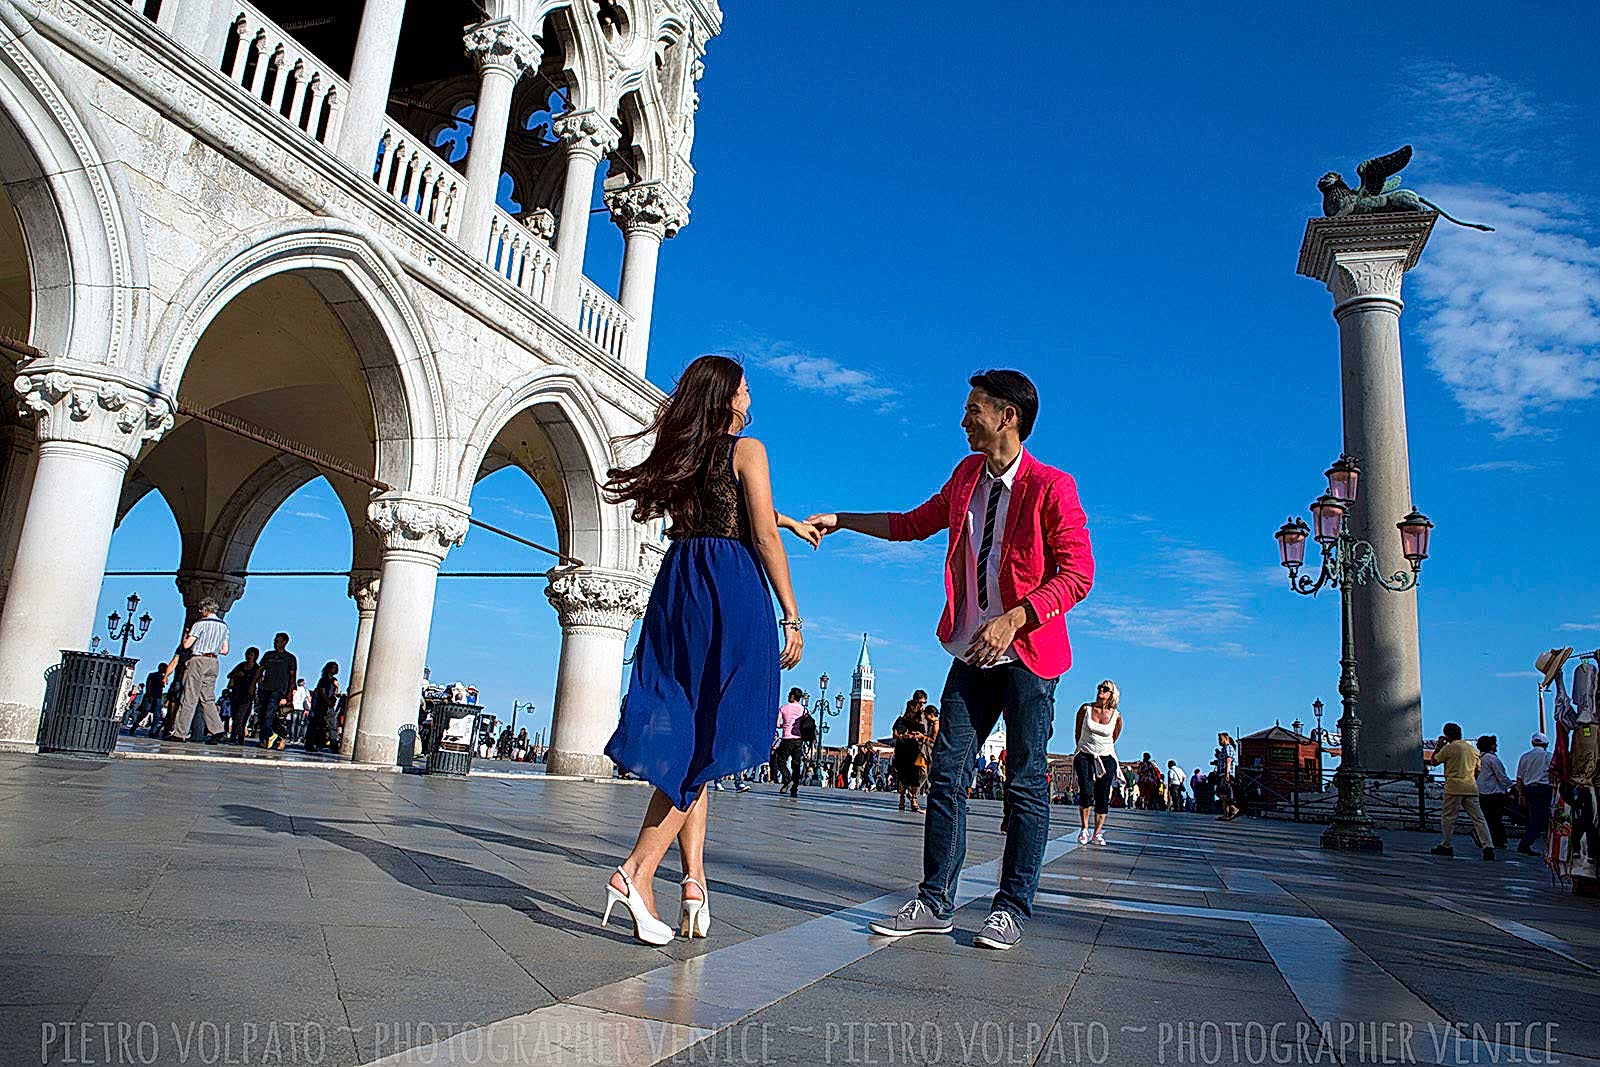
[1397,508,1433,567]
[1275,518,1309,569]
[1325,455,1360,503]
[1309,494,1345,544]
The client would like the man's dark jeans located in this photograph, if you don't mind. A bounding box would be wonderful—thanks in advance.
[1520,783,1552,851]
[774,738,805,795]
[918,657,1057,922]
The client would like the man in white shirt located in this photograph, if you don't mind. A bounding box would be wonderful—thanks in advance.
[1515,732,1553,855]
[164,598,230,744]
[290,678,311,743]
[1166,761,1188,811]
[1475,735,1513,850]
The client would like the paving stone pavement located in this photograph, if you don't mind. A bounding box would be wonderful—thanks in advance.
[1,751,1596,1066]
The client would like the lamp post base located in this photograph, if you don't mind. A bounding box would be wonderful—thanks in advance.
[1321,823,1384,853]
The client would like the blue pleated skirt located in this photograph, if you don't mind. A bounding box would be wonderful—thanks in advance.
[606,536,780,810]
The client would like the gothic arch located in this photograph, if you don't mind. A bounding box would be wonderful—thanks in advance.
[456,366,630,569]
[146,219,448,496]
[0,5,149,365]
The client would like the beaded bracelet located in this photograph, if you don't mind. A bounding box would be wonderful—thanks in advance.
[778,618,804,632]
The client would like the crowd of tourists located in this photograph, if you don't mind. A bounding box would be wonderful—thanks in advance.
[122,606,343,753]
[1429,723,1553,860]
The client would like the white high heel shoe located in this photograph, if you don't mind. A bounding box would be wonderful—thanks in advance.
[602,866,675,945]
[680,876,711,938]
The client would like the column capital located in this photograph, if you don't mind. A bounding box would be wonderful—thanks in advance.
[348,569,382,613]
[463,17,542,79]
[174,569,247,617]
[545,566,649,633]
[552,109,621,160]
[13,363,172,458]
[605,182,688,240]
[367,492,470,562]
[1297,213,1436,311]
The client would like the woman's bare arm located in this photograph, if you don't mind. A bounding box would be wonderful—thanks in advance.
[735,439,802,668]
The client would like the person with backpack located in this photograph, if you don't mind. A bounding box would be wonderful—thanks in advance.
[774,688,808,797]
[1136,752,1162,810]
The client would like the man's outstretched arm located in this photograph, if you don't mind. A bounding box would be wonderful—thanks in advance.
[808,513,894,540]
[809,474,954,543]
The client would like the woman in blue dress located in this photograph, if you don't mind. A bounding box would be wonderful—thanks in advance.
[600,354,814,944]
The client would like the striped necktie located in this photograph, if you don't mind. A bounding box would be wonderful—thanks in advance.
[975,477,1004,612]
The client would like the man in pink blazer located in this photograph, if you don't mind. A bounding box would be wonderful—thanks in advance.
[810,370,1094,950]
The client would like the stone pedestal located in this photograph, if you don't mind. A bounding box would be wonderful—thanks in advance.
[0,366,171,751]
[351,494,468,767]
[1298,213,1436,775]
[544,567,649,777]
[339,570,380,759]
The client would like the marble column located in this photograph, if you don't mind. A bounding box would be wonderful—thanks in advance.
[1298,212,1436,775]
[544,567,649,777]
[551,111,620,319]
[335,0,408,171]
[338,569,381,758]
[0,366,172,751]
[173,570,248,630]
[458,18,542,253]
[350,493,468,767]
[605,183,687,376]
[0,422,38,614]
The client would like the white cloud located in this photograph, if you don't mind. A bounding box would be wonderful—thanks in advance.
[1409,187,1600,435]
[724,337,897,406]
[1558,620,1600,633]
[1072,545,1266,657]
[831,538,942,571]
[289,509,330,521]
[1394,63,1599,436]
[1459,460,1537,473]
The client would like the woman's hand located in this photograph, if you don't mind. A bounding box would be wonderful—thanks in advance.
[777,513,822,549]
[780,626,804,670]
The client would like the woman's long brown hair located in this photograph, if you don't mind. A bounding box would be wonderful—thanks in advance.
[605,354,745,528]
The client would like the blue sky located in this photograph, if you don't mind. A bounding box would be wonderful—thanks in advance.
[102,3,1599,774]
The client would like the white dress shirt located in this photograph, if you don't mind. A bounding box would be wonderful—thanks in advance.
[943,452,1021,666]
[1516,747,1553,787]
[1167,765,1187,788]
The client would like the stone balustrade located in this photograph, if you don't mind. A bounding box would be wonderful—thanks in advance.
[220,2,346,147]
[372,122,464,236]
[576,278,629,361]
[485,208,559,305]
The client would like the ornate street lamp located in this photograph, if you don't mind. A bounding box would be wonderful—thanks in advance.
[1312,698,1325,765]
[106,592,152,659]
[810,672,845,784]
[1276,456,1433,854]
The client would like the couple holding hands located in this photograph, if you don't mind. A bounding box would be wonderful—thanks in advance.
[599,355,1094,952]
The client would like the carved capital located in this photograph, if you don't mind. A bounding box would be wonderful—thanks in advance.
[464,18,542,79]
[552,109,621,159]
[545,566,650,632]
[13,364,172,458]
[174,569,247,617]
[348,569,382,613]
[520,207,557,244]
[1328,253,1407,306]
[367,493,471,560]
[637,539,667,585]
[605,182,689,239]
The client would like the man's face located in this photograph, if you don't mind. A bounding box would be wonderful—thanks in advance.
[961,388,1011,451]
[274,637,288,650]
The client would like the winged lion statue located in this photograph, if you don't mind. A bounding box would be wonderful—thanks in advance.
[1318,146,1493,231]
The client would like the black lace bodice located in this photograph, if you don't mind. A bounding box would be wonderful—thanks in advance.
[669,435,750,541]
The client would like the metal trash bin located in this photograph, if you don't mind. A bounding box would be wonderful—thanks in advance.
[424,701,480,777]
[39,651,137,756]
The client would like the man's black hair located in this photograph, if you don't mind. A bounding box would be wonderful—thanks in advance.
[788,687,804,702]
[969,369,1039,441]
[1442,722,1462,740]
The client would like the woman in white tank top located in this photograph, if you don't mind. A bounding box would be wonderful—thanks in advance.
[1073,680,1123,845]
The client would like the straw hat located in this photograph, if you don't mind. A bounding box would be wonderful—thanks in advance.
[1535,647,1574,688]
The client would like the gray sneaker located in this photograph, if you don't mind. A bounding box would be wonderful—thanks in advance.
[974,909,1022,950]
[869,898,953,938]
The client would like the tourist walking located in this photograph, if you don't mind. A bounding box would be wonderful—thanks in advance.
[131,663,168,735]
[1214,732,1240,821]
[1430,723,1494,860]
[1073,680,1121,845]
[289,678,310,743]
[598,354,816,945]
[224,647,261,744]
[1166,760,1188,811]
[255,633,296,746]
[1475,735,1512,850]
[773,687,807,797]
[162,598,229,744]
[892,698,933,812]
[811,368,1095,951]
[1135,752,1161,810]
[1515,732,1553,855]
[305,662,339,754]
